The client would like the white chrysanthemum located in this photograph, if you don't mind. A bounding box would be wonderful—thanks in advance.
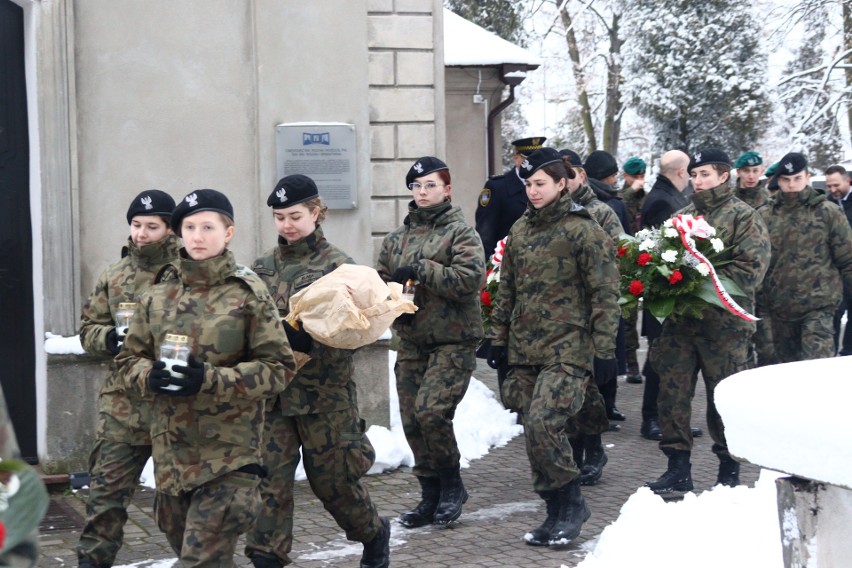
[635,228,652,240]
[638,238,656,252]
[663,227,678,238]
[696,263,710,276]
[711,238,724,252]
[707,227,717,236]
[661,249,678,263]
[663,218,674,227]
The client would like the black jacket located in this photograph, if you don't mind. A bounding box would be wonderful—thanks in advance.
[588,177,632,235]
[640,174,691,229]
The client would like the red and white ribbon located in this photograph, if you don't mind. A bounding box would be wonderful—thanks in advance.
[491,237,507,267]
[672,214,758,322]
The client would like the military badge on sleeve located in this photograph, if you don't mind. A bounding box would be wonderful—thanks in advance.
[479,188,492,207]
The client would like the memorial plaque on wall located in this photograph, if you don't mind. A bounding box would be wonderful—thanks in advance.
[275,123,357,209]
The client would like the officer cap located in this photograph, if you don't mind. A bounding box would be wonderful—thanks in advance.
[268,174,318,209]
[777,152,808,176]
[518,148,563,179]
[583,150,619,180]
[687,148,731,173]
[171,189,234,236]
[559,149,583,168]
[126,190,175,224]
[511,137,547,157]
[406,156,449,189]
[622,157,647,175]
[734,151,763,169]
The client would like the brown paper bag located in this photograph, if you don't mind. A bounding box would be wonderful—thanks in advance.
[288,264,416,350]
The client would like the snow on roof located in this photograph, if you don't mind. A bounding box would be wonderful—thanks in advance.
[443,8,541,68]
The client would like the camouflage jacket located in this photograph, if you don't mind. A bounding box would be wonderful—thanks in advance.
[620,181,646,234]
[665,182,771,338]
[574,183,627,243]
[116,249,295,494]
[489,193,620,366]
[79,235,180,445]
[377,200,485,346]
[735,179,770,210]
[760,186,852,319]
[252,227,358,415]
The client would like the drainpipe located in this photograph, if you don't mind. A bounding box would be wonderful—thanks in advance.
[486,64,529,177]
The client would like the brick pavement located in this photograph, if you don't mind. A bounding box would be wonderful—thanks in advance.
[39,342,760,567]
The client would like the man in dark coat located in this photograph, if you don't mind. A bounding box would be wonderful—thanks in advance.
[637,150,691,441]
[475,136,546,262]
[825,164,852,355]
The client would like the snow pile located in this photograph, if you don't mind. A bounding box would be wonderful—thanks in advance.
[44,332,85,355]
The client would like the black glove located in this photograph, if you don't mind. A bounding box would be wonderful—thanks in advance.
[106,328,121,356]
[395,313,415,325]
[390,265,417,285]
[593,356,618,386]
[147,360,174,394]
[487,345,508,370]
[170,355,204,396]
[284,320,313,353]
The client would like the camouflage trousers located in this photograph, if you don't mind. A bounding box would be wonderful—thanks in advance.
[502,363,591,492]
[651,333,751,459]
[245,405,380,565]
[77,438,151,566]
[395,340,475,477]
[770,308,835,363]
[753,300,777,367]
[155,471,261,568]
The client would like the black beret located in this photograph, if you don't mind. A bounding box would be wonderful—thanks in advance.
[406,157,449,189]
[126,190,175,224]
[559,149,583,167]
[583,150,618,180]
[777,152,808,176]
[171,189,234,235]
[268,174,318,209]
[511,137,547,156]
[518,148,563,179]
[688,148,731,173]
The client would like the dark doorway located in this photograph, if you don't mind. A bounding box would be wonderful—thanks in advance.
[0,0,37,463]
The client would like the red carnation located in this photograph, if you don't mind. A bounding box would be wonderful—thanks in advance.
[481,290,492,307]
[637,252,653,266]
[0,520,5,550]
[668,270,683,285]
[628,280,644,296]
[617,245,628,257]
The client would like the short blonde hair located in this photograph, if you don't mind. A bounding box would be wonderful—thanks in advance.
[303,197,328,224]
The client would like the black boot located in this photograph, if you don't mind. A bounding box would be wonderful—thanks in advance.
[716,456,741,487]
[433,467,468,525]
[398,476,440,528]
[569,436,584,471]
[249,554,284,568]
[548,478,591,546]
[645,451,693,495]
[579,435,607,486]
[360,517,390,568]
[640,418,662,440]
[523,490,559,546]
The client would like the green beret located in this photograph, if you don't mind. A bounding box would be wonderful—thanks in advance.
[764,162,778,177]
[622,157,646,175]
[734,151,762,169]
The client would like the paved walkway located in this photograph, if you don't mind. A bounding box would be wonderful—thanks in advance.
[39,349,760,567]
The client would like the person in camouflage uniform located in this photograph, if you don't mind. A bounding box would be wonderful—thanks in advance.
[0,385,40,567]
[116,189,295,568]
[245,175,389,568]
[488,148,620,547]
[733,151,774,367]
[619,157,648,385]
[759,153,852,363]
[77,190,179,568]
[734,151,770,209]
[559,149,621,487]
[646,149,770,495]
[377,157,485,529]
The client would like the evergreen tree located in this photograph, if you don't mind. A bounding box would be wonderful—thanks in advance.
[444,0,527,46]
[620,0,772,154]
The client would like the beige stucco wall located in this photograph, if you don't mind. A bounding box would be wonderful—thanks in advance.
[73,0,373,302]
